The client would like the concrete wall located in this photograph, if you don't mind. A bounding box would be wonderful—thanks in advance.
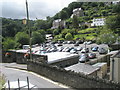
[86,54,111,66]
[110,57,120,83]
[50,55,79,68]
[27,61,120,88]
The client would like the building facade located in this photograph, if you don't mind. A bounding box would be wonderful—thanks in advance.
[51,19,66,29]
[71,8,84,18]
[91,18,105,27]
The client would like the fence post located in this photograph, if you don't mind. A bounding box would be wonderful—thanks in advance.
[8,80,10,90]
[27,76,29,90]
[18,78,20,90]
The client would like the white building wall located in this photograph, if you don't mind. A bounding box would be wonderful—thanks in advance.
[91,18,105,26]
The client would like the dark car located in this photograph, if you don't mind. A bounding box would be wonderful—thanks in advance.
[91,47,99,52]
[79,54,89,63]
[74,43,79,46]
[88,53,96,59]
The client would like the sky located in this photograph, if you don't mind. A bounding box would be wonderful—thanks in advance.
[1,0,76,20]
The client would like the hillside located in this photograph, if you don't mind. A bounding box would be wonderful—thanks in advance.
[1,2,120,50]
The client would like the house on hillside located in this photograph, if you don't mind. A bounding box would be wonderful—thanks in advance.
[51,19,66,29]
[91,18,105,27]
[71,8,84,18]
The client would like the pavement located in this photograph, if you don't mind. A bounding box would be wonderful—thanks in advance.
[1,63,27,70]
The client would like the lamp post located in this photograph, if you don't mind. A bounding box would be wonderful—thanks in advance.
[25,0,32,60]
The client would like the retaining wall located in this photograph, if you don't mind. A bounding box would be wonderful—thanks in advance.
[27,61,120,89]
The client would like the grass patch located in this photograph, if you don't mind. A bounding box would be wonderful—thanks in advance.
[0,72,6,89]
[78,28,97,33]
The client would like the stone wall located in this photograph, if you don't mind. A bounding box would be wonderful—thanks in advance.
[109,44,120,51]
[2,51,47,64]
[2,51,16,63]
[27,61,120,89]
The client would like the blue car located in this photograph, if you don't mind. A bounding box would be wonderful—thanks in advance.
[91,47,99,51]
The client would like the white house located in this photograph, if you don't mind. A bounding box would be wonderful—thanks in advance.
[45,34,53,41]
[71,8,84,18]
[91,18,105,27]
[112,0,120,5]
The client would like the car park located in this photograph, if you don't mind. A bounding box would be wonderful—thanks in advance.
[79,54,89,63]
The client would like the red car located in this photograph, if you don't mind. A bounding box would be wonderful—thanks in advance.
[88,53,96,59]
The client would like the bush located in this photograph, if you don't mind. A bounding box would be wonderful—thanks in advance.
[0,72,6,89]
[15,32,29,45]
[3,38,16,50]
[65,33,73,40]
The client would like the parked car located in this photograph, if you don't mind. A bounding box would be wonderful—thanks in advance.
[57,47,64,52]
[70,48,77,54]
[88,53,96,59]
[79,54,89,63]
[98,48,107,54]
[81,48,89,53]
[74,43,79,46]
[76,47,83,51]
[57,44,63,46]
[91,47,99,52]
[63,41,67,44]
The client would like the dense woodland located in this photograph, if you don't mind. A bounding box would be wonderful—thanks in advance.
[1,2,120,50]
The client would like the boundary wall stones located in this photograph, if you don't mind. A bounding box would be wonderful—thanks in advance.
[27,61,120,89]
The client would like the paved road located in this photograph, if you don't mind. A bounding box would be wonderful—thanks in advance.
[0,63,69,88]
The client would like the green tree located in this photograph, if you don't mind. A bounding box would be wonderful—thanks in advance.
[59,10,68,20]
[113,3,120,14]
[72,15,79,29]
[53,29,59,36]
[15,32,29,45]
[106,16,120,33]
[65,33,73,40]
[97,29,118,45]
[3,38,16,50]
[32,31,45,44]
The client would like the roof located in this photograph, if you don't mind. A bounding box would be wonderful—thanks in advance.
[65,63,99,75]
[92,63,107,68]
[111,50,120,58]
[43,52,79,64]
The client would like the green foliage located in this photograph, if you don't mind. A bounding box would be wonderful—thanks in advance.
[3,38,16,50]
[72,15,79,29]
[97,29,118,45]
[15,32,29,45]
[106,16,120,32]
[65,33,73,40]
[59,10,68,20]
[53,29,59,36]
[32,31,45,44]
[0,72,6,89]
[113,3,120,14]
